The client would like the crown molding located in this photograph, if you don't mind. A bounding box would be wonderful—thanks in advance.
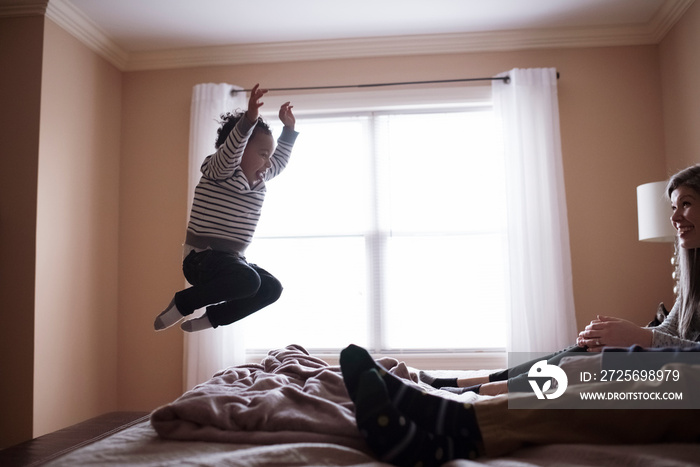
[0,0,47,17]
[122,26,652,72]
[33,0,697,72]
[45,0,128,69]
[649,0,695,41]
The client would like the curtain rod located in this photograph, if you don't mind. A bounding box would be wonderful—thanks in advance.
[230,72,561,95]
[230,76,511,95]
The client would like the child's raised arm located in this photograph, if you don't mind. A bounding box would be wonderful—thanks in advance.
[245,83,268,123]
[279,101,295,130]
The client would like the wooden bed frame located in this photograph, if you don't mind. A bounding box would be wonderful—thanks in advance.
[0,412,149,467]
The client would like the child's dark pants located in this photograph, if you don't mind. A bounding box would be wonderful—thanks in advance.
[174,249,282,328]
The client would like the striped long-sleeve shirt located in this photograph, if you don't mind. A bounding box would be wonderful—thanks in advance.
[185,116,299,253]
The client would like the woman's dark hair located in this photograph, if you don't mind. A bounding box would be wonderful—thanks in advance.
[666,164,700,339]
[667,164,700,200]
[215,111,272,149]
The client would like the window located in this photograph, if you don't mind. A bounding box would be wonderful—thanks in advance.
[236,89,508,358]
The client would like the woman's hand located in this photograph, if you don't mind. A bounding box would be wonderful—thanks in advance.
[246,83,268,123]
[576,315,653,352]
[279,101,295,130]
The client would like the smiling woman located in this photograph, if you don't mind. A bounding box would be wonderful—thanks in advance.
[671,185,700,249]
[666,165,700,342]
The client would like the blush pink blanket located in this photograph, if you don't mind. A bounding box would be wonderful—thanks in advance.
[150,344,417,452]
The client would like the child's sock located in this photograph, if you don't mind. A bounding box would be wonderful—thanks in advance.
[419,371,459,389]
[340,344,483,439]
[354,369,482,466]
[180,313,213,332]
[154,298,184,331]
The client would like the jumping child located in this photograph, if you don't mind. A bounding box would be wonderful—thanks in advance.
[155,84,298,332]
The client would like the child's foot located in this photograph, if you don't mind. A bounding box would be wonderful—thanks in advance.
[353,368,482,466]
[419,371,459,389]
[180,314,213,332]
[154,298,184,331]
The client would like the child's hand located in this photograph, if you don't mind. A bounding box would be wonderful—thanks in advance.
[279,101,295,130]
[246,84,267,123]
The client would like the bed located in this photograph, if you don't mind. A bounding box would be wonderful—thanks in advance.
[3,344,700,467]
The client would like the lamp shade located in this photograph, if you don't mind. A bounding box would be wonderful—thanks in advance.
[637,181,676,242]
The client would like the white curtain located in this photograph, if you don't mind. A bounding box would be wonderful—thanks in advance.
[183,83,247,390]
[492,68,578,353]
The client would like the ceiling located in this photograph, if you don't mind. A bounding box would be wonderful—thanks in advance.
[2,0,695,70]
[61,0,672,51]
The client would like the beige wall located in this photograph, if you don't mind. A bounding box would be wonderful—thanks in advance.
[117,70,193,409]
[4,3,700,446]
[33,19,122,437]
[0,14,44,449]
[660,1,700,172]
[118,45,674,409]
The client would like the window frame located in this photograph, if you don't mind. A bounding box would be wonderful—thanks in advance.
[245,86,508,369]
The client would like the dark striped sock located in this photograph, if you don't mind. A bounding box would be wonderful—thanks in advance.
[354,369,481,467]
[340,344,379,401]
[378,367,483,441]
[340,344,483,443]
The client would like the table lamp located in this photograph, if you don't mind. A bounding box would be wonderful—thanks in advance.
[637,180,678,294]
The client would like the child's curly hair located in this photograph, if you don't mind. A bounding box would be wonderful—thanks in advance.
[215,111,272,149]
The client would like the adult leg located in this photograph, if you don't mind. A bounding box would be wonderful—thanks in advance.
[352,368,482,467]
[490,344,592,392]
[421,345,590,394]
[341,345,484,436]
[476,373,700,457]
[488,344,587,382]
[343,345,700,460]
